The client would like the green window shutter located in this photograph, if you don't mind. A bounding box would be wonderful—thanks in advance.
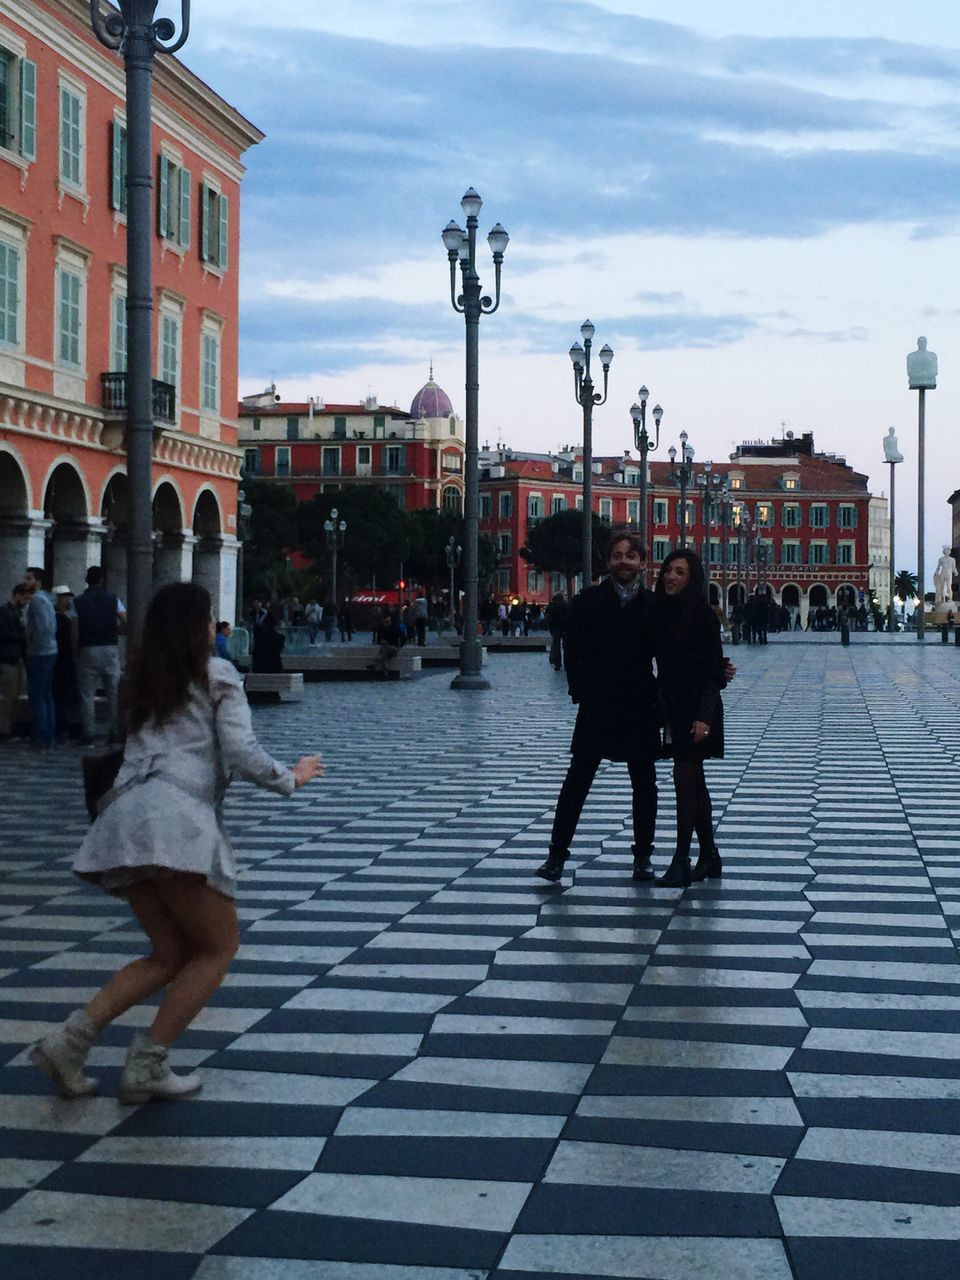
[111,120,125,211]
[200,181,211,260]
[217,192,228,269]
[179,167,191,248]
[157,154,168,237]
[19,58,36,161]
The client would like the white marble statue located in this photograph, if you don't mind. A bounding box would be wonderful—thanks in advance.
[883,427,903,463]
[933,545,957,607]
[907,337,938,390]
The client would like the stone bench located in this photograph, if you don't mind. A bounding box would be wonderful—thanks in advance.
[282,649,421,680]
[244,672,304,702]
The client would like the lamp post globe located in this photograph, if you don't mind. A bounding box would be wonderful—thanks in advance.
[569,321,612,590]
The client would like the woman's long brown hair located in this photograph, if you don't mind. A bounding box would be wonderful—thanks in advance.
[127,582,213,731]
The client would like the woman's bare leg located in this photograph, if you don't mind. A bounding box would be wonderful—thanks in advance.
[83,882,190,1031]
[146,876,239,1045]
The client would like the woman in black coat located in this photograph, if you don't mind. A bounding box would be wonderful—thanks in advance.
[651,549,726,888]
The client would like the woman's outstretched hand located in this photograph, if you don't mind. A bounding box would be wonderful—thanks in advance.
[292,755,325,787]
[691,721,711,744]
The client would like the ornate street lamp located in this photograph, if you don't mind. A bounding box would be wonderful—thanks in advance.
[444,535,462,634]
[906,338,938,640]
[569,321,613,591]
[668,431,693,550]
[323,507,347,605]
[90,1,190,644]
[630,388,662,585]
[443,189,508,689]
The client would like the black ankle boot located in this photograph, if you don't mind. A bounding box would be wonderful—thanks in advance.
[535,846,568,883]
[656,851,692,888]
[631,844,655,881]
[691,845,722,881]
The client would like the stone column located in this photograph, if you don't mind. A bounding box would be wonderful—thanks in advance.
[0,513,37,591]
[192,535,223,616]
[50,516,107,593]
[153,531,196,586]
[213,534,239,623]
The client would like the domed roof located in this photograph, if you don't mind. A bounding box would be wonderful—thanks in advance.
[410,364,454,420]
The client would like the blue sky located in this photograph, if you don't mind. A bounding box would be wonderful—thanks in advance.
[181,0,960,579]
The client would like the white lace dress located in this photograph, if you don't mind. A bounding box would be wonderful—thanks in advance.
[73,657,295,898]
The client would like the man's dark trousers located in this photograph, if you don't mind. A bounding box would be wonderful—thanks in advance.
[551,753,656,854]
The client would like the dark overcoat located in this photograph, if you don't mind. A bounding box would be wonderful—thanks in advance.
[564,578,661,762]
[651,593,725,760]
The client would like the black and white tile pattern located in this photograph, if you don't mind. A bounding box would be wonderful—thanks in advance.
[2,644,960,1278]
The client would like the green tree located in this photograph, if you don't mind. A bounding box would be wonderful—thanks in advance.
[520,509,612,596]
[894,568,918,621]
[240,479,298,601]
[296,488,411,594]
[404,507,497,604]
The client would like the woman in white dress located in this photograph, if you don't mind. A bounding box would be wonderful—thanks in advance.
[31,581,323,1103]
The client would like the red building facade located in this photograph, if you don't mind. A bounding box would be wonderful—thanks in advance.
[480,432,883,622]
[0,0,261,616]
[237,372,465,513]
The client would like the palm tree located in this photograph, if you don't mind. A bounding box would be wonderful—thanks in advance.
[894,569,918,624]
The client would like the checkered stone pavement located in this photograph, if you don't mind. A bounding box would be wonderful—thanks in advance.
[2,644,960,1280]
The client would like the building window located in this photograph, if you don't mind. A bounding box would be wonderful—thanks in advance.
[729,475,743,490]
[837,504,857,529]
[680,500,695,526]
[652,537,670,561]
[449,415,457,436]
[334,415,347,439]
[626,499,640,525]
[653,499,668,525]
[528,494,544,519]
[286,415,299,442]
[599,498,612,523]
[388,485,406,510]
[756,502,774,527]
[158,154,191,247]
[252,416,261,432]
[497,531,512,556]
[373,414,385,430]
[499,491,512,518]
[575,495,584,511]
[783,503,801,529]
[551,494,566,515]
[275,446,290,478]
[573,465,583,483]
[200,180,228,269]
[110,118,127,213]
[384,444,405,474]
[624,467,639,486]
[443,485,461,513]
[782,541,801,564]
[783,474,800,490]
[527,568,544,594]
[809,542,828,565]
[322,446,340,476]
[243,448,259,476]
[0,45,36,161]
[356,444,371,475]
[442,450,462,473]
[111,291,126,372]
[836,542,854,565]
[479,493,493,519]
[159,312,179,390]
[0,239,19,346]
[57,267,82,366]
[201,331,220,414]
[810,504,829,528]
[497,569,510,594]
[59,81,84,189]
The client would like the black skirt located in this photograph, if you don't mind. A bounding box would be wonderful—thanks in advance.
[662,697,724,761]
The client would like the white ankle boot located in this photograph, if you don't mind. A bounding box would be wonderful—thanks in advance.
[120,1032,202,1104]
[30,1009,99,1097]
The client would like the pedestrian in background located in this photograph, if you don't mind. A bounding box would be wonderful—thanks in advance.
[412,593,428,646]
[74,565,124,745]
[52,586,79,741]
[24,566,58,749]
[0,582,27,739]
[651,549,726,888]
[31,581,324,1104]
[545,592,568,670]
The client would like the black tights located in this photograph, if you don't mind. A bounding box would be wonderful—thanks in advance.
[673,757,715,860]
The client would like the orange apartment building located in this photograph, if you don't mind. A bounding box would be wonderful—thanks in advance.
[0,0,262,617]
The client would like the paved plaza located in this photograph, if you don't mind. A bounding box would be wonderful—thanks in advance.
[2,644,960,1279]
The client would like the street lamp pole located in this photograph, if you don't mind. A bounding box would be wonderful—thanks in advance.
[717,480,729,619]
[630,388,662,586]
[883,427,903,635]
[443,189,508,689]
[695,461,715,596]
[323,508,346,606]
[569,322,613,592]
[669,431,692,549]
[89,1,190,645]
[445,535,462,634]
[906,338,938,641]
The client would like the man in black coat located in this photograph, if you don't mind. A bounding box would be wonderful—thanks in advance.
[536,532,661,884]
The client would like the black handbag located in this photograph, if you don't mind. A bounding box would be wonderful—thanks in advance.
[81,746,124,821]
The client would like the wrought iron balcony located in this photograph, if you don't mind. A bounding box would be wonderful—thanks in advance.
[101,372,177,425]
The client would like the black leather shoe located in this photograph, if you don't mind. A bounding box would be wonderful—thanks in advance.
[535,847,568,883]
[631,844,656,881]
[656,852,692,888]
[691,846,722,881]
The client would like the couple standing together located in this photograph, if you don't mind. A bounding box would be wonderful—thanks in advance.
[537,531,729,889]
